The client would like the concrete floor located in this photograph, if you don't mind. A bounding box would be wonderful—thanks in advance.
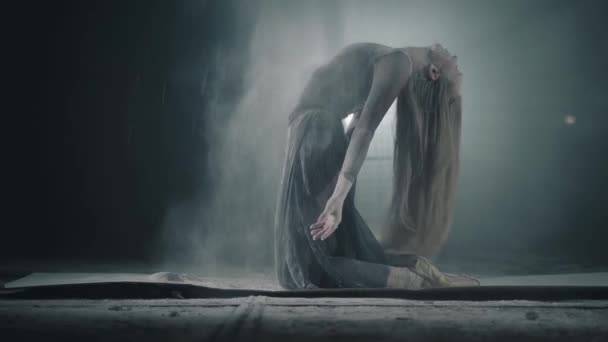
[2,271,608,341]
[1,297,607,341]
[1,255,608,342]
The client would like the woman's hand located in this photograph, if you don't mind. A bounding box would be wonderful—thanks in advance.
[309,196,343,241]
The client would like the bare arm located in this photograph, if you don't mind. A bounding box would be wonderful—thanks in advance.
[310,51,411,240]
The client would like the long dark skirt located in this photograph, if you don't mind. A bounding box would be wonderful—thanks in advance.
[275,108,396,289]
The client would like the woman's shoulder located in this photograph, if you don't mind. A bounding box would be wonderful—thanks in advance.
[338,42,391,55]
[335,42,407,64]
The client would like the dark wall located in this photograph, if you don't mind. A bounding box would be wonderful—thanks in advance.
[4,0,257,261]
[556,0,608,260]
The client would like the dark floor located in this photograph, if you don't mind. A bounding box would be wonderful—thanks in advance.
[1,297,607,342]
[2,256,608,341]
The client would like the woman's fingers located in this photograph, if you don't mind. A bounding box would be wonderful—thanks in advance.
[310,214,339,240]
[320,226,336,241]
[311,223,329,240]
[309,221,324,230]
[311,224,337,241]
[312,230,324,241]
[310,227,324,238]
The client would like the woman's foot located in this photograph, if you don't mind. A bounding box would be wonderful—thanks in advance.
[413,257,480,288]
[386,266,425,289]
[444,272,481,287]
[413,257,450,288]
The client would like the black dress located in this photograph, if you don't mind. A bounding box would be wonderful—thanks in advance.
[274,43,412,289]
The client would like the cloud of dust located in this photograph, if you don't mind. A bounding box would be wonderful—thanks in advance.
[160,1,341,276]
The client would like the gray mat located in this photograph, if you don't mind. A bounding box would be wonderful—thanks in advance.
[5,272,608,289]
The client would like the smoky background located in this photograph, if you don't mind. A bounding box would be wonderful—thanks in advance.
[3,0,607,277]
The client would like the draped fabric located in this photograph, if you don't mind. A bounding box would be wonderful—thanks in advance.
[274,108,390,289]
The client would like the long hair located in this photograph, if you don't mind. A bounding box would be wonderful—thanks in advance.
[385,68,462,258]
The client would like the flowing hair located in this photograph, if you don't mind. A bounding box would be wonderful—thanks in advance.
[385,68,463,258]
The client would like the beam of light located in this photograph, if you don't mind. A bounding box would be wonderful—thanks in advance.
[342,112,354,131]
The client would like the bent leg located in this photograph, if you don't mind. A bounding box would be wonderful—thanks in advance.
[327,257,427,289]
[327,255,478,289]
[327,257,391,288]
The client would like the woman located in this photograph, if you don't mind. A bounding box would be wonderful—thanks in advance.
[274,42,476,289]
